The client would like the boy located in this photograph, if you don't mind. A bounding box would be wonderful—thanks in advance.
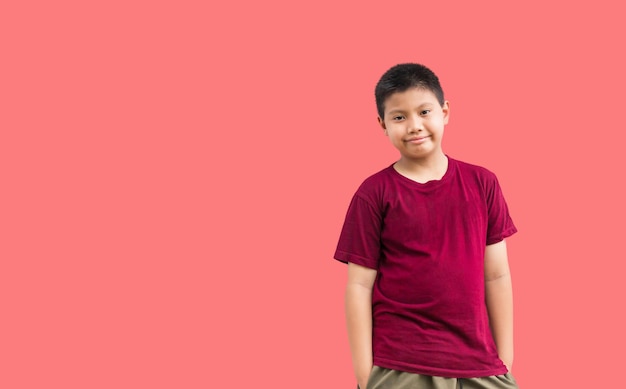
[334,63,519,389]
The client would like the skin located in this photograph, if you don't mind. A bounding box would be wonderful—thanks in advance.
[484,240,515,371]
[345,263,377,389]
[378,87,450,183]
[345,87,515,388]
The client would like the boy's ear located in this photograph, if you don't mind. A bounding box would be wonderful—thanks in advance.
[378,116,387,133]
[442,101,450,124]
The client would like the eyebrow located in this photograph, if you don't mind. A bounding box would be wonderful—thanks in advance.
[387,104,434,114]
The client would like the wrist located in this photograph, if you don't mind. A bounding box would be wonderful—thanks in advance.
[356,368,371,389]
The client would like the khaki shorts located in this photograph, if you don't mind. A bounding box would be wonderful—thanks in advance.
[364,366,519,389]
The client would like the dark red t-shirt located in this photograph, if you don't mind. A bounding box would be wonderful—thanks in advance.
[334,157,517,378]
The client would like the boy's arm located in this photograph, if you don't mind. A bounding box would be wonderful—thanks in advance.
[345,262,377,389]
[484,240,515,371]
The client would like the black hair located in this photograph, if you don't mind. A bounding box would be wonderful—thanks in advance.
[375,63,445,119]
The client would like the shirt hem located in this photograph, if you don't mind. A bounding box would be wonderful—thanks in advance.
[374,357,508,379]
[486,225,518,245]
[334,250,378,270]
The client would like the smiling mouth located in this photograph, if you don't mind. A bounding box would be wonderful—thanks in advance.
[405,136,430,143]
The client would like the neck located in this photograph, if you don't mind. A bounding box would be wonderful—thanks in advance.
[394,153,449,183]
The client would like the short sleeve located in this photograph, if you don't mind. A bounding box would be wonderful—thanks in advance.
[334,193,383,270]
[485,175,517,245]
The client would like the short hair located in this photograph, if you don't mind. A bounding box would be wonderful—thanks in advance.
[375,63,445,119]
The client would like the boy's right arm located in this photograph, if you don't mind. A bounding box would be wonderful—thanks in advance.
[345,262,377,389]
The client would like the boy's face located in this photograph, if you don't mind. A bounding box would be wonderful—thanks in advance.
[378,87,450,162]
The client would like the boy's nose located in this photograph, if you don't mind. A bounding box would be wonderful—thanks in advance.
[407,117,424,133]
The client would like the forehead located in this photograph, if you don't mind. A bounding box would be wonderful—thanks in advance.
[384,87,439,112]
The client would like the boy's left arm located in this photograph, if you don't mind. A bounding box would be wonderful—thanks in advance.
[484,240,514,372]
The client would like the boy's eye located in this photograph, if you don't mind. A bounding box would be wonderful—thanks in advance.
[392,115,405,121]
[420,110,431,115]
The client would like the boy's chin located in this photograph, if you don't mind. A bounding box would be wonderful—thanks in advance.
[399,148,444,161]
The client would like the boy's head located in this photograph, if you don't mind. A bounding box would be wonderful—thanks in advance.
[375,63,445,120]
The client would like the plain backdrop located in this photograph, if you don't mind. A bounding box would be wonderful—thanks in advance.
[2,0,625,388]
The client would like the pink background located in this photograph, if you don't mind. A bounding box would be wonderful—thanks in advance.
[2,1,625,388]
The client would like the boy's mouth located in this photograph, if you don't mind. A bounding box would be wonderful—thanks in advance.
[405,136,430,144]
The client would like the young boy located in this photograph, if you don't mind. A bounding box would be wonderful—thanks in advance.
[334,63,519,389]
